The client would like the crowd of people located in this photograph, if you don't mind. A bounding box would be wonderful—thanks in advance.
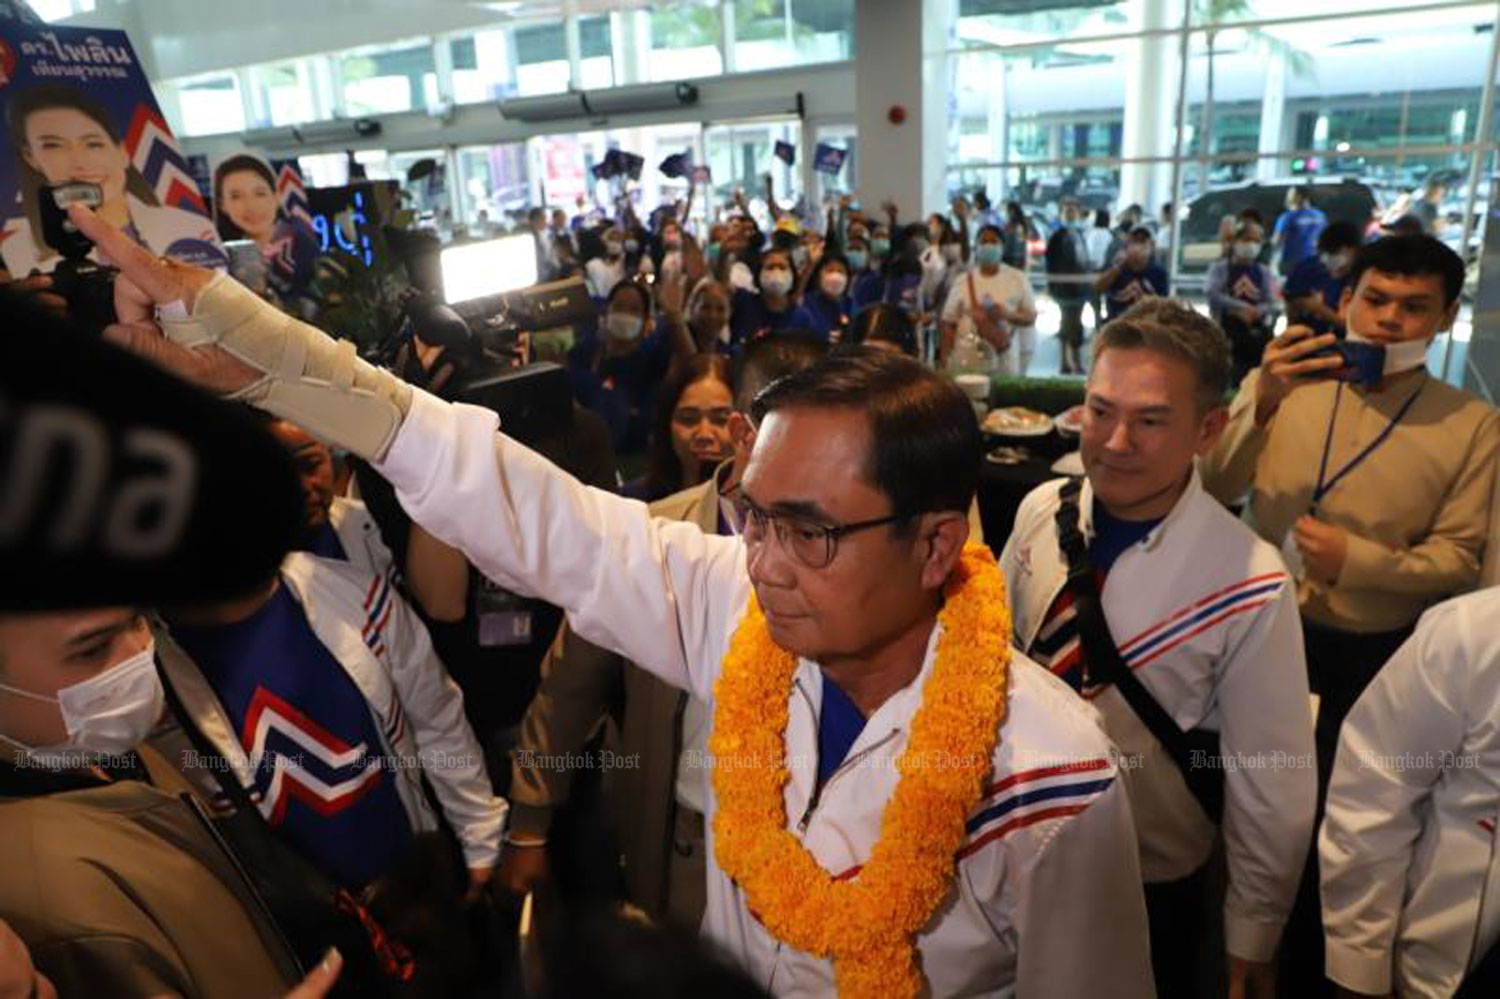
[0,166,1496,999]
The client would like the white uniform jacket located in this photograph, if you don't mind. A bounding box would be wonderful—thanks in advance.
[1321,589,1500,998]
[369,389,1155,998]
[329,496,397,578]
[156,551,505,870]
[1000,471,1316,963]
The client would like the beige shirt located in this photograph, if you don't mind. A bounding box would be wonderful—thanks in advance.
[1201,367,1500,632]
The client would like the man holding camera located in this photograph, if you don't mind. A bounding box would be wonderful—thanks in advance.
[1201,234,1498,779]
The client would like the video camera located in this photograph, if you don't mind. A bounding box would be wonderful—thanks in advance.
[377,261,596,447]
[38,180,119,330]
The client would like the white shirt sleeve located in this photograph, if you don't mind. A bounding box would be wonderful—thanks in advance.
[1213,583,1318,961]
[374,389,749,702]
[380,585,506,868]
[1320,604,1467,996]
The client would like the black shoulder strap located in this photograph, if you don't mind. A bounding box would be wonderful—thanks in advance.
[1054,479,1224,823]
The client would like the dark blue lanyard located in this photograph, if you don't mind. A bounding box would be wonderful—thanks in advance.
[1313,380,1425,512]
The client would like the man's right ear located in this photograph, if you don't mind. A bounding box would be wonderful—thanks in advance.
[728,411,756,453]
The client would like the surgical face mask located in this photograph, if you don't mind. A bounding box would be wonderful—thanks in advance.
[1232,241,1261,263]
[604,239,624,258]
[846,249,869,270]
[624,238,640,254]
[1322,250,1354,274]
[1346,328,1432,377]
[706,242,722,263]
[0,640,162,765]
[871,237,891,258]
[761,269,793,297]
[605,313,643,341]
[975,243,1003,267]
[820,271,849,298]
[942,244,962,264]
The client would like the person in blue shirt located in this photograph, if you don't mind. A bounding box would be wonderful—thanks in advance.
[729,247,803,346]
[1093,226,1171,323]
[1283,220,1362,337]
[568,279,673,456]
[847,234,883,313]
[1207,218,1281,385]
[797,252,854,343]
[1272,186,1327,276]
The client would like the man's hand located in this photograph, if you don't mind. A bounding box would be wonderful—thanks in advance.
[881,197,899,219]
[465,865,494,904]
[657,269,687,319]
[1254,324,1345,426]
[1295,515,1348,584]
[67,203,260,395]
[496,839,551,898]
[1227,955,1276,999]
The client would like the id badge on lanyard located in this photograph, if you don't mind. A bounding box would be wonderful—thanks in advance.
[1287,380,1425,579]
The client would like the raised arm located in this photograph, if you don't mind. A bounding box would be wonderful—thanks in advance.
[73,204,747,701]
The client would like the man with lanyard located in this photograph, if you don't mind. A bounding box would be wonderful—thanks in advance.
[1003,298,1315,999]
[1201,234,1499,993]
[498,335,828,930]
[81,204,1155,999]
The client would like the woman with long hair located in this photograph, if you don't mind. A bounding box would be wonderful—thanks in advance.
[641,353,735,502]
[3,83,223,274]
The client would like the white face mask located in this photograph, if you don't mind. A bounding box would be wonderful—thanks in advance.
[1346,329,1432,377]
[820,271,849,298]
[761,270,793,297]
[1233,241,1262,262]
[0,640,163,766]
[605,313,643,342]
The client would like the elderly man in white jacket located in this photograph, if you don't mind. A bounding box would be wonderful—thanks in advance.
[75,205,1156,999]
[1321,587,1500,999]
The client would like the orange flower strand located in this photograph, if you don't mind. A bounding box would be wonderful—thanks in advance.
[708,544,1012,999]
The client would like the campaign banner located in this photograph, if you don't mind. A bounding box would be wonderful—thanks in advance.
[0,24,225,274]
[813,143,847,176]
[211,151,318,304]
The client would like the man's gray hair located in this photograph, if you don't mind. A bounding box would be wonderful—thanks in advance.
[1092,298,1232,412]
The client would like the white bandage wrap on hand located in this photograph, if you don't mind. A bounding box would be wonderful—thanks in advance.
[157,271,412,461]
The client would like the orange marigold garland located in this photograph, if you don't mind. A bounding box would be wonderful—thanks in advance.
[709,543,1012,999]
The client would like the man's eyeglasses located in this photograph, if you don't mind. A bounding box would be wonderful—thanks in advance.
[734,493,914,570]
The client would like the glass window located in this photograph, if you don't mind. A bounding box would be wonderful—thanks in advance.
[645,3,725,81]
[704,118,803,220]
[956,0,1142,48]
[248,60,316,127]
[732,0,854,72]
[452,28,518,104]
[340,39,438,116]
[171,73,246,137]
[579,15,616,88]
